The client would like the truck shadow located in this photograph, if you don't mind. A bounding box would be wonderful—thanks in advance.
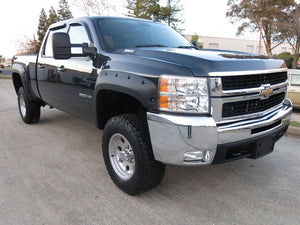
[156,158,278,195]
[32,108,288,202]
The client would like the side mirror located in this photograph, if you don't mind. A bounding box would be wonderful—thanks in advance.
[52,33,71,59]
[82,43,97,56]
[192,40,200,49]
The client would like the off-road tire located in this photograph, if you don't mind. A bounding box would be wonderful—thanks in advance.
[18,87,40,124]
[102,114,165,195]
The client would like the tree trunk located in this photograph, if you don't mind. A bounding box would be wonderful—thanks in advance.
[263,24,273,56]
[292,41,300,69]
[292,56,297,69]
[266,47,272,57]
[265,38,273,56]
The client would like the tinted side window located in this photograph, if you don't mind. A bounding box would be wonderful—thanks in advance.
[43,27,67,57]
[69,25,90,43]
[44,31,54,57]
[68,25,90,54]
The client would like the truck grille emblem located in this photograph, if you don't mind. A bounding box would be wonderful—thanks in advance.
[260,85,273,98]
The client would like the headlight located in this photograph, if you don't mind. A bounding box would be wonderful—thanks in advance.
[159,75,209,113]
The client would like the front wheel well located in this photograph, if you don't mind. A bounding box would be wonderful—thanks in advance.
[96,90,146,129]
[12,73,23,94]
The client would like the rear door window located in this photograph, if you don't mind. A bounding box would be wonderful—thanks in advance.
[291,74,300,86]
[44,31,54,57]
[43,26,67,57]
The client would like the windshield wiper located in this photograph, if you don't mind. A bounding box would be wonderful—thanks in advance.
[135,44,167,47]
[177,45,197,49]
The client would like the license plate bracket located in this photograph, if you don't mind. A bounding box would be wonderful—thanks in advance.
[250,136,275,159]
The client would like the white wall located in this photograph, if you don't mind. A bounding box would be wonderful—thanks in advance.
[185,35,293,56]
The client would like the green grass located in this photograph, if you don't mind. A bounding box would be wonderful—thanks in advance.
[0,75,12,79]
[290,120,300,128]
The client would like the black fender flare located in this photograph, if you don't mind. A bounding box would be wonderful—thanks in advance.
[93,70,159,128]
[12,63,38,102]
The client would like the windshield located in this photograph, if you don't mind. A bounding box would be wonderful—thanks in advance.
[96,18,192,52]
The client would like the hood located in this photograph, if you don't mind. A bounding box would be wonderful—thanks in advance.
[132,48,286,76]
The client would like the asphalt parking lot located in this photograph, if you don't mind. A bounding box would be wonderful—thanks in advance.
[0,79,300,225]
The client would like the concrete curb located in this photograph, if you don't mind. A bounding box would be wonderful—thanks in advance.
[286,126,300,137]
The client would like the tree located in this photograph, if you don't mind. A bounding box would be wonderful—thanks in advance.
[126,0,183,29]
[273,52,294,69]
[17,35,39,55]
[47,6,59,27]
[226,0,294,56]
[126,0,160,20]
[16,1,74,56]
[159,0,183,30]
[17,2,74,56]
[276,2,300,68]
[191,34,203,48]
[72,0,116,16]
[58,0,73,20]
[36,8,48,54]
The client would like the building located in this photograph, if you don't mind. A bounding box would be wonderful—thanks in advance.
[185,35,293,56]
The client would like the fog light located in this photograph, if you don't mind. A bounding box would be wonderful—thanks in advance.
[183,151,211,162]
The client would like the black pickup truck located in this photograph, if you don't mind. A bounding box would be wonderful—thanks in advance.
[12,16,292,195]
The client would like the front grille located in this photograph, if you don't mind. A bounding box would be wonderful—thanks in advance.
[222,72,287,90]
[222,92,285,117]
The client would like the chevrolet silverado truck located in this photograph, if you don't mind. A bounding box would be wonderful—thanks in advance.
[12,16,292,195]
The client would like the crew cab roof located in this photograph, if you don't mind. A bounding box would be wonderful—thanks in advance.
[48,16,156,30]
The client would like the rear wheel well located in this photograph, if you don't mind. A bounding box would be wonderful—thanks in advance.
[96,90,145,129]
[12,73,23,94]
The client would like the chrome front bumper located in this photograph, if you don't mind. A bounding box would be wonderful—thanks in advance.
[147,99,293,166]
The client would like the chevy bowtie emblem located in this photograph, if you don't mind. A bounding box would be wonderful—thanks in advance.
[260,85,273,98]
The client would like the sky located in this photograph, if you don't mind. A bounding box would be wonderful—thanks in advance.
[0,0,258,59]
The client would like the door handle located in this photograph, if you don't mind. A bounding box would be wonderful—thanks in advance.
[38,64,44,70]
[57,65,66,72]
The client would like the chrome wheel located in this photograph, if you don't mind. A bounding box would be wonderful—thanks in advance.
[103,114,165,195]
[108,133,135,180]
[19,94,26,118]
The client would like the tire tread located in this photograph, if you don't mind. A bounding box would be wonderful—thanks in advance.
[18,87,40,124]
[103,114,165,195]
